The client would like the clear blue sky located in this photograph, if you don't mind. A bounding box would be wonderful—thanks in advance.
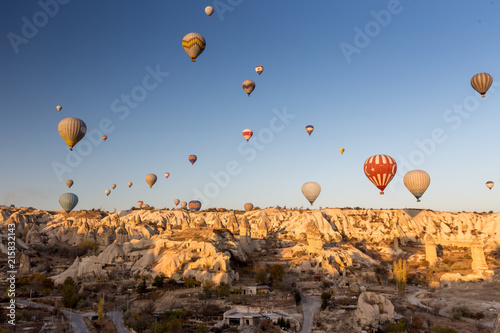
[1,1,500,212]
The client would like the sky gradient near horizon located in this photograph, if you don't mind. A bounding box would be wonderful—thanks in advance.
[1,1,500,212]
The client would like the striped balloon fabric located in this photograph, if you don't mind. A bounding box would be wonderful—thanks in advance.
[182,33,206,62]
[189,200,202,212]
[403,170,431,202]
[471,72,493,98]
[58,117,87,151]
[242,80,255,96]
[242,129,253,142]
[363,154,397,195]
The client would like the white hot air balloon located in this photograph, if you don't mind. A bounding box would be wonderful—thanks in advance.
[403,170,431,202]
[205,6,214,17]
[301,182,321,206]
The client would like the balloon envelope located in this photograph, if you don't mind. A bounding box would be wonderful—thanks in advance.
[66,180,74,188]
[242,129,253,142]
[339,148,345,154]
[403,170,430,202]
[471,73,493,98]
[182,33,206,62]
[58,117,87,151]
[180,201,187,209]
[145,174,157,188]
[105,189,111,196]
[244,203,254,211]
[205,6,214,16]
[56,105,62,112]
[305,125,314,136]
[165,172,170,179]
[59,193,78,213]
[111,184,116,189]
[174,199,180,206]
[364,154,397,194]
[127,182,133,188]
[137,201,143,207]
[255,65,264,75]
[189,155,197,165]
[242,80,255,96]
[189,200,202,212]
[102,135,107,141]
[302,182,321,206]
[486,181,494,190]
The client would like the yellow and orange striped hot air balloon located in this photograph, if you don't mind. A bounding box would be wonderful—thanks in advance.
[58,117,87,151]
[242,129,253,142]
[471,73,493,98]
[182,33,206,62]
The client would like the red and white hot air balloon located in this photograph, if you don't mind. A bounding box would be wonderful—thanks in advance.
[242,129,253,142]
[165,172,170,179]
[255,65,264,76]
[363,154,397,195]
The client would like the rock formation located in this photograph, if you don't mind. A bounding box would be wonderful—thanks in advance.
[424,234,438,266]
[471,237,488,270]
[355,290,395,328]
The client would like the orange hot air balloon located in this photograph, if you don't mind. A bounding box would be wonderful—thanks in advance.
[305,125,314,136]
[471,73,493,98]
[364,154,397,195]
[165,172,170,179]
[189,155,197,165]
[137,201,143,208]
[102,135,107,141]
[242,129,253,142]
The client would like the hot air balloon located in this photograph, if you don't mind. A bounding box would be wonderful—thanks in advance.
[242,129,253,142]
[244,203,253,211]
[56,105,62,112]
[137,201,143,208]
[66,180,74,188]
[486,181,494,190]
[403,170,430,202]
[302,182,321,206]
[145,174,157,188]
[180,201,187,209]
[242,80,255,96]
[102,135,107,142]
[189,200,202,212]
[127,182,133,188]
[189,155,197,165]
[59,193,78,213]
[305,125,314,136]
[364,154,397,195]
[471,73,493,98]
[111,184,116,189]
[182,33,206,62]
[174,199,180,206]
[339,148,345,154]
[105,189,111,196]
[205,6,214,17]
[255,65,264,76]
[165,172,170,179]
[58,117,87,151]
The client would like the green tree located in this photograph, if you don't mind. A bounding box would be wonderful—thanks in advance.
[393,258,407,295]
[152,274,165,288]
[98,297,104,320]
[269,264,285,287]
[137,277,148,293]
[255,269,268,285]
[217,282,230,298]
[294,290,301,305]
[321,292,331,310]
[61,277,79,309]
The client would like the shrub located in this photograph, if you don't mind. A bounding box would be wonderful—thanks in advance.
[431,324,458,333]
